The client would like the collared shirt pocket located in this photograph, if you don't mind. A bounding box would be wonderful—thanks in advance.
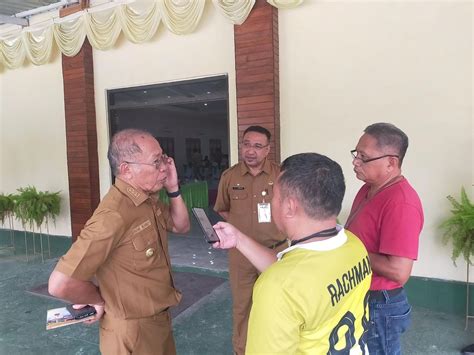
[264,184,274,201]
[131,230,160,271]
[229,187,249,216]
[230,189,248,202]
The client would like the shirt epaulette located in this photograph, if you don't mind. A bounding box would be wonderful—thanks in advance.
[221,164,239,177]
[114,178,148,206]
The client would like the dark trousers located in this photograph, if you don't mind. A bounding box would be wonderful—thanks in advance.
[367,288,411,355]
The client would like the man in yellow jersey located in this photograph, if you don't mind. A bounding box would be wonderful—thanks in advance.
[213,153,371,354]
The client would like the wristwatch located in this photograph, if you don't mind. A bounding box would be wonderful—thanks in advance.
[166,190,181,198]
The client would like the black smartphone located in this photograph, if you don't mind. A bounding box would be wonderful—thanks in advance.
[192,208,220,244]
[66,305,97,320]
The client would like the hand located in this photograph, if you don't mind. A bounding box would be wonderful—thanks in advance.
[163,156,179,192]
[212,222,241,249]
[73,302,105,325]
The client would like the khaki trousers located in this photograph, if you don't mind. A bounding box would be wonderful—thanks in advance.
[99,311,176,355]
[229,248,259,355]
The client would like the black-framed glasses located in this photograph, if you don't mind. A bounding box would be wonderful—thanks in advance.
[124,154,169,170]
[242,142,269,151]
[350,149,399,164]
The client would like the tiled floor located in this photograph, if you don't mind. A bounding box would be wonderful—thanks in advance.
[1,223,474,354]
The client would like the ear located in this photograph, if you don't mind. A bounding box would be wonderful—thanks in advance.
[387,156,399,171]
[285,195,298,218]
[118,162,132,178]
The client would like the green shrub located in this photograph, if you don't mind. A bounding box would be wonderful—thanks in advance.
[0,194,15,225]
[441,187,474,265]
[14,186,61,230]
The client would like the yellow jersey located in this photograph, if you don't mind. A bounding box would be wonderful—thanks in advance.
[246,229,371,354]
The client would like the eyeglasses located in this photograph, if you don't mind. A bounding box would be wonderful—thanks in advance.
[124,154,169,169]
[242,142,269,151]
[350,149,399,164]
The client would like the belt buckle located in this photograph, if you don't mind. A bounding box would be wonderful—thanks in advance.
[369,290,384,302]
[388,287,402,297]
[370,288,402,302]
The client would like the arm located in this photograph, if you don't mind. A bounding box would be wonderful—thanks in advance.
[47,209,125,323]
[213,222,277,272]
[163,156,190,233]
[374,202,422,285]
[368,253,413,285]
[48,270,105,323]
[214,171,230,221]
[169,195,190,233]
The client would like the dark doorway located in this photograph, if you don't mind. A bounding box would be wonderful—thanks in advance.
[107,75,230,206]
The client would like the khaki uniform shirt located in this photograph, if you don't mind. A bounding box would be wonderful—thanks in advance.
[55,178,181,319]
[214,159,284,247]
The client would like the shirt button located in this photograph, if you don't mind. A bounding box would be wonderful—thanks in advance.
[146,248,155,257]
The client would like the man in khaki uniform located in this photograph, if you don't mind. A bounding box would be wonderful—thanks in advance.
[48,129,190,355]
[214,125,285,355]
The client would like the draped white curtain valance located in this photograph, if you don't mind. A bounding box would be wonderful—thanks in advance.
[0,0,303,70]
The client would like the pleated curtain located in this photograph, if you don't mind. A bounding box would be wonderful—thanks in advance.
[0,0,303,70]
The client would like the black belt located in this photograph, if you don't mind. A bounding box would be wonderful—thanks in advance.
[369,287,403,302]
[268,239,287,250]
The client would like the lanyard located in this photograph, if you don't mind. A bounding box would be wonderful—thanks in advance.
[289,227,339,247]
[345,175,404,229]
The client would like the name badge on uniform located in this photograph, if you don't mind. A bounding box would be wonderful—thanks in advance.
[257,203,271,223]
[258,190,271,223]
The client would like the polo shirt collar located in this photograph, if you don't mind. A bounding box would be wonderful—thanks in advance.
[277,225,347,261]
[115,178,149,206]
[240,158,272,176]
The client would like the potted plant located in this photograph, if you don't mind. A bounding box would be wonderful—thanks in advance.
[13,186,61,262]
[37,189,61,259]
[441,187,474,265]
[14,186,38,260]
[440,186,474,329]
[0,193,16,249]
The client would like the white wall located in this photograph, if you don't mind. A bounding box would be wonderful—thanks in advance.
[279,1,472,282]
[0,52,71,236]
[93,3,237,197]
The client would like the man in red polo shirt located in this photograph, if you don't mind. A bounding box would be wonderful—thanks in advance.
[346,122,424,354]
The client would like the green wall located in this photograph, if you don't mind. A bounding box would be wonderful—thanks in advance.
[405,276,474,316]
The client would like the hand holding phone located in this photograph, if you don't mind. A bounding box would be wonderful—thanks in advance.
[211,221,241,249]
[66,304,97,320]
[192,208,220,244]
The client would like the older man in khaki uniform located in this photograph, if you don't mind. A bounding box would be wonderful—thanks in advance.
[214,125,285,355]
[48,129,190,355]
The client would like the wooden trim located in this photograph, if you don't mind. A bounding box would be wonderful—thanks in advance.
[234,0,280,163]
[59,0,89,18]
[62,38,99,242]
